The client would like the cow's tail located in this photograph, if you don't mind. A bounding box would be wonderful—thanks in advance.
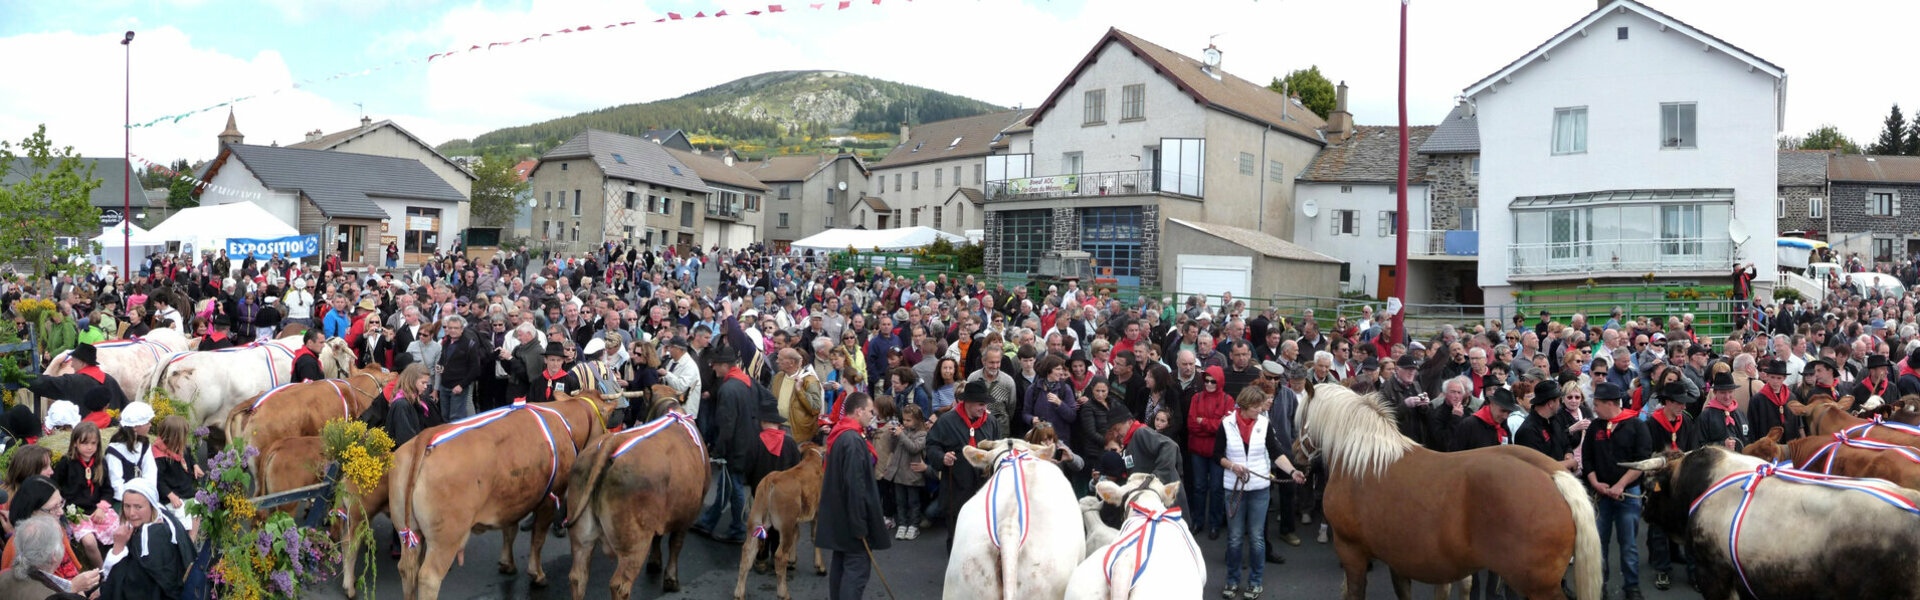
[997,476,1021,600]
[1552,470,1601,600]
[563,438,616,527]
[389,441,427,555]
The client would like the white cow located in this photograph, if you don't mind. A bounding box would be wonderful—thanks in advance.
[1079,496,1119,560]
[945,439,1084,600]
[147,336,352,427]
[43,328,193,402]
[1065,474,1204,600]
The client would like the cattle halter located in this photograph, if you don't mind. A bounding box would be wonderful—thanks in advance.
[1691,461,1920,598]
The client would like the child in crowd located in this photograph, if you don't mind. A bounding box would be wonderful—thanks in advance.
[54,422,116,566]
[882,403,929,541]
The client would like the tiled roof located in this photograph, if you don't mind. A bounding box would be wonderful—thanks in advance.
[860,196,891,212]
[220,144,464,220]
[743,155,832,183]
[950,187,985,205]
[1168,218,1342,264]
[512,159,537,183]
[667,148,769,191]
[285,120,476,179]
[535,130,709,192]
[871,110,1031,171]
[1778,150,1828,187]
[1417,104,1479,154]
[1029,28,1328,145]
[1301,126,1437,184]
[1828,154,1920,184]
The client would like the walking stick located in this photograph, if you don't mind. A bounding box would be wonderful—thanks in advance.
[862,537,898,600]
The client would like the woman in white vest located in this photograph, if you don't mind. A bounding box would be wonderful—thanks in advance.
[1214,386,1309,600]
[282,277,314,328]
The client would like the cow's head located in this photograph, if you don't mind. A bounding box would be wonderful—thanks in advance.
[1889,394,1920,426]
[1093,472,1181,511]
[962,438,1053,473]
[1739,426,1787,462]
[1624,445,1737,536]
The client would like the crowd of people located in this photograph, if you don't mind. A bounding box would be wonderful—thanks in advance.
[0,242,1908,599]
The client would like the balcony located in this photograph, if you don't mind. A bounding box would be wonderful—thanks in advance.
[1409,229,1479,260]
[985,169,1182,202]
[705,202,744,221]
[1508,237,1733,280]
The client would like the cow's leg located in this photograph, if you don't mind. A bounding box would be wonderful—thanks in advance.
[498,514,521,575]
[810,519,825,575]
[610,551,647,600]
[414,532,469,600]
[733,529,762,600]
[397,532,424,600]
[527,500,558,586]
[663,529,687,593]
[775,518,800,600]
[1333,538,1372,600]
[1388,568,1414,600]
[568,512,600,600]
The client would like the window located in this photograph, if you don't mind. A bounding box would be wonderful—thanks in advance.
[892,209,902,226]
[1870,190,1899,217]
[953,166,961,187]
[1339,185,1353,193]
[1875,238,1898,263]
[1810,196,1825,219]
[1331,209,1359,235]
[571,225,579,242]
[668,165,683,176]
[1064,152,1084,175]
[779,185,792,200]
[662,198,672,215]
[935,168,943,188]
[1470,157,1481,181]
[893,174,901,192]
[1157,138,1205,197]
[1269,160,1285,182]
[999,209,1050,275]
[1081,207,1144,281]
[934,206,943,229]
[1083,89,1106,125]
[1460,207,1479,231]
[1553,107,1587,155]
[778,213,790,228]
[826,214,834,227]
[1339,263,1351,283]
[1660,204,1703,256]
[746,194,760,211]
[681,202,693,227]
[612,153,626,164]
[956,203,965,228]
[572,190,581,216]
[1617,26,1629,40]
[1777,196,1785,216]
[539,220,548,238]
[560,162,568,171]
[1661,103,1697,149]
[544,191,551,208]
[623,226,634,239]
[625,191,636,210]
[1378,211,1398,237]
[974,164,983,184]
[911,208,920,227]
[912,171,919,190]
[1239,152,1256,176]
[1121,84,1145,121]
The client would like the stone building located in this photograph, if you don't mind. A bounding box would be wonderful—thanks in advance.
[1776,149,1828,239]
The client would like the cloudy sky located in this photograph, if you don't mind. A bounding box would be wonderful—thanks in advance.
[0,0,1902,165]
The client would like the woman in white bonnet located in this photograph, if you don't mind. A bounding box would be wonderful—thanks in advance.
[98,479,190,600]
[42,402,80,434]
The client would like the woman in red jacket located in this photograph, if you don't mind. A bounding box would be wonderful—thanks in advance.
[1186,365,1233,540]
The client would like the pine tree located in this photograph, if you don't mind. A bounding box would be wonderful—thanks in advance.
[1906,118,1920,156]
[1871,104,1907,155]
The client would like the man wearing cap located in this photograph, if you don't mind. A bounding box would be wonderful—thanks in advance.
[1700,372,1751,449]
[659,338,704,419]
[199,316,237,351]
[1346,358,1382,395]
[1583,379,1651,600]
[1380,354,1435,447]
[926,380,1001,550]
[694,344,755,544]
[1515,380,1576,471]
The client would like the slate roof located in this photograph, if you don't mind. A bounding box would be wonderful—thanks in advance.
[1301,126,1437,184]
[1828,154,1920,184]
[1029,28,1328,145]
[641,129,693,150]
[1417,104,1479,154]
[744,155,833,183]
[870,110,1032,171]
[949,187,985,205]
[860,196,891,212]
[1463,0,1783,98]
[535,130,709,192]
[1168,218,1342,264]
[667,148,770,191]
[218,144,464,220]
[1778,150,1828,187]
[285,120,476,179]
[0,158,161,210]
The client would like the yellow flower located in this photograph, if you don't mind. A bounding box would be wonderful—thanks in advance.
[226,494,257,521]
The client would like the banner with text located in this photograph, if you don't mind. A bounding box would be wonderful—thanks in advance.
[227,235,320,259]
[1005,175,1078,196]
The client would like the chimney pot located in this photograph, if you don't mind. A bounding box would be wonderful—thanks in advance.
[360,115,372,128]
[899,121,910,143]
[305,130,322,143]
[1328,81,1355,141]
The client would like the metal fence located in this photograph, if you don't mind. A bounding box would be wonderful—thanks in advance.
[1509,238,1734,278]
[983,169,1159,202]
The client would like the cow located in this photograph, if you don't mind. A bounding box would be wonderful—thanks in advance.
[1064,474,1202,600]
[42,328,192,403]
[147,336,355,428]
[731,443,826,600]
[1743,426,1920,490]
[945,438,1084,600]
[1078,495,1119,560]
[389,392,611,600]
[564,402,708,600]
[1794,396,1920,448]
[256,436,388,599]
[227,367,394,493]
[1628,444,1920,599]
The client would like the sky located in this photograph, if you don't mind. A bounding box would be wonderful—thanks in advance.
[0,0,1907,166]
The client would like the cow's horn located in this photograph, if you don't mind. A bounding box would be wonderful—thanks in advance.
[1621,456,1669,472]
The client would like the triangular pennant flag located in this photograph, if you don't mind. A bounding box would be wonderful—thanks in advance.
[619,21,635,25]
[668,12,682,19]
[540,33,551,38]
[428,53,443,61]
[560,28,574,33]
[521,37,533,43]
[694,11,705,17]
[577,24,592,30]
[747,9,762,14]
[838,1,850,8]
[468,45,481,51]
[715,9,728,16]
[654,18,666,22]
[810,3,824,8]
[769,4,785,11]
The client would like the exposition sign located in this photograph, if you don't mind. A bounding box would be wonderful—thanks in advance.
[226,235,320,259]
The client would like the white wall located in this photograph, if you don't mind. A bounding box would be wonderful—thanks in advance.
[1293,181,1432,293]
[200,161,301,229]
[870,156,985,235]
[1472,8,1780,290]
[373,197,462,252]
[1028,41,1207,178]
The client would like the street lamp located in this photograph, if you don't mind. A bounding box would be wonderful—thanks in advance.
[121,30,134,284]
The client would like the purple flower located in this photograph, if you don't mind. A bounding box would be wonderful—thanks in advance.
[194,490,216,507]
[270,570,295,595]
[243,445,260,459]
[256,530,273,555]
[193,426,210,437]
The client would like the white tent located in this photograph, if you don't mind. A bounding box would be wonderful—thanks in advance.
[92,221,165,277]
[789,226,967,252]
[93,221,153,247]
[133,202,298,252]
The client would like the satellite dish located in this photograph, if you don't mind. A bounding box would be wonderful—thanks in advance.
[1203,46,1222,68]
[1301,199,1320,218]
[1728,218,1751,245]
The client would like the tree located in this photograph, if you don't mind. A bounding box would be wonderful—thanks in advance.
[1797,125,1860,154]
[0,125,102,280]
[1907,118,1920,156]
[1268,66,1338,120]
[468,153,527,227]
[1871,104,1907,155]
[164,159,196,209]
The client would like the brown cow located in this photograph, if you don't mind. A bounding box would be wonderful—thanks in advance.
[1743,426,1920,490]
[257,436,389,598]
[389,392,611,600]
[229,368,394,493]
[1794,396,1920,447]
[563,401,708,600]
[732,443,826,600]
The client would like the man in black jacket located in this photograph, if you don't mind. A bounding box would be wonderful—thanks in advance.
[1380,355,1434,447]
[290,330,327,384]
[1514,380,1575,471]
[1451,385,1518,452]
[693,345,754,544]
[816,391,888,600]
[1699,372,1752,450]
[25,343,128,410]
[437,316,486,420]
[1583,382,1652,600]
[1645,380,1700,591]
[926,380,1001,550]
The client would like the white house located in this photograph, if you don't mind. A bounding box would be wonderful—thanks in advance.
[1470,0,1784,301]
[1293,124,1437,300]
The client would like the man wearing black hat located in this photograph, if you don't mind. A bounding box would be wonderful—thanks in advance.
[1794,357,1842,411]
[1847,354,1896,413]
[1380,354,1435,447]
[199,315,237,351]
[26,343,130,411]
[1644,380,1700,591]
[1515,380,1575,471]
[695,343,754,544]
[531,342,581,403]
[1582,379,1651,600]
[926,380,1002,550]
[1751,360,1801,443]
[738,389,800,570]
[1700,371,1751,450]
[1451,386,1518,452]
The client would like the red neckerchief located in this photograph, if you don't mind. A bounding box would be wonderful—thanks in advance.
[1472,406,1507,444]
[543,370,567,381]
[1470,370,1486,398]
[725,366,752,386]
[207,330,226,343]
[759,429,787,457]
[1705,396,1740,426]
[1598,410,1640,441]
[77,455,97,496]
[1630,388,1647,413]
[1760,384,1790,407]
[294,347,316,361]
[1123,422,1146,447]
[75,365,106,384]
[825,416,874,459]
[1811,382,1838,401]
[1234,411,1256,446]
[1862,378,1890,399]
[154,439,183,463]
[1651,408,1686,450]
[958,406,989,446]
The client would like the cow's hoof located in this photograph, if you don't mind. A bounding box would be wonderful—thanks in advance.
[529,574,548,588]
[498,564,516,575]
[753,561,771,574]
[646,560,662,575]
[814,567,825,576]
[662,578,680,593]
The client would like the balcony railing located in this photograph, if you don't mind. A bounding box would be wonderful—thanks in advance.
[706,202,743,220]
[1509,237,1733,278]
[985,169,1166,201]
[1409,229,1479,258]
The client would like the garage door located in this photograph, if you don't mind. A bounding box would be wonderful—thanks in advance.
[1177,255,1251,308]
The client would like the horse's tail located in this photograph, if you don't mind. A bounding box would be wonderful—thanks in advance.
[1551,470,1601,600]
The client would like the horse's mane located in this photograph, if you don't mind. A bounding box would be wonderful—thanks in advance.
[1303,383,1415,479]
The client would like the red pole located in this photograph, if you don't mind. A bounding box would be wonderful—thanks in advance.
[1391,1,1409,347]
[122,31,134,284]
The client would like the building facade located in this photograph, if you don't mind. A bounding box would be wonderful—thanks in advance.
[288,117,477,264]
[198,143,465,267]
[1821,154,1920,265]
[527,130,710,254]
[1776,150,1828,241]
[669,148,768,251]
[744,154,869,248]
[866,110,1030,237]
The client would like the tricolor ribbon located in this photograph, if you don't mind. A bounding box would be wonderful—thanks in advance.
[610,412,705,464]
[328,509,348,521]
[93,337,172,366]
[398,529,420,548]
[752,525,768,540]
[1841,415,1920,439]
[1102,502,1202,590]
[1690,462,1920,598]
[426,401,573,507]
[168,341,298,387]
[1803,432,1920,474]
[983,449,1035,549]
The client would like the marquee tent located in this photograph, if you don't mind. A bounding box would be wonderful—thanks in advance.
[132,202,297,253]
[789,226,967,252]
[92,221,164,276]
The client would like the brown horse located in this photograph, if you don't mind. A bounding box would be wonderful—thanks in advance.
[257,436,389,598]
[389,392,611,600]
[563,400,709,600]
[1295,384,1600,600]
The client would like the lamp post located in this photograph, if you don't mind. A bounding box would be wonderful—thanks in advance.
[121,30,134,284]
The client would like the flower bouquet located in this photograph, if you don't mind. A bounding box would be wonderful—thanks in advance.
[191,440,339,600]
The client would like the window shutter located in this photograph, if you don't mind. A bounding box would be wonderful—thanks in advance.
[1330,211,1340,235]
[1895,193,1902,216]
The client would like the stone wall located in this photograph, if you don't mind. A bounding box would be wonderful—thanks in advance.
[1051,207,1079,251]
[1777,184,1824,236]
[1141,205,1161,287]
[1425,153,1478,231]
[983,210,1003,276]
[1828,182,1920,236]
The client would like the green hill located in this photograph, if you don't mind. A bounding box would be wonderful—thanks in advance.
[438,70,1005,160]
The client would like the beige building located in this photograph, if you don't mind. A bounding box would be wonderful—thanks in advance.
[864,110,1031,236]
[527,130,710,254]
[742,154,870,249]
[288,117,476,266]
[667,148,769,251]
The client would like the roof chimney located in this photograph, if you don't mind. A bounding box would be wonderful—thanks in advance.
[723,154,734,167]
[899,121,911,144]
[305,129,323,143]
[1327,81,1355,141]
[360,115,373,129]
